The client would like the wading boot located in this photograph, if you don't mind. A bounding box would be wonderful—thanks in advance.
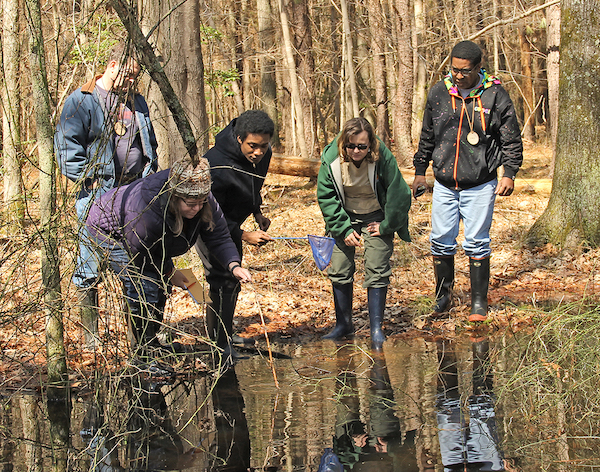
[367,287,387,351]
[207,289,246,366]
[469,256,490,323]
[322,284,354,340]
[128,301,164,359]
[433,256,454,314]
[78,286,99,349]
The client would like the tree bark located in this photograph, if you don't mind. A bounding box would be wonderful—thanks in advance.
[277,0,309,160]
[519,25,536,141]
[257,0,280,148]
[411,0,427,144]
[527,0,600,247]
[340,0,360,119]
[114,0,201,165]
[366,0,390,146]
[25,0,67,385]
[290,0,319,157]
[2,0,24,233]
[392,0,414,163]
[546,3,560,176]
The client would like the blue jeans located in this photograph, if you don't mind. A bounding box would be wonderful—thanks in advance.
[93,236,168,343]
[430,180,497,259]
[73,185,109,288]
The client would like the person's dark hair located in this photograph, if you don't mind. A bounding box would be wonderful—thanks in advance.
[450,40,482,67]
[234,110,275,142]
[338,117,379,163]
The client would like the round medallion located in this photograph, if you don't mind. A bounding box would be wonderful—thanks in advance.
[467,130,479,145]
[114,121,127,136]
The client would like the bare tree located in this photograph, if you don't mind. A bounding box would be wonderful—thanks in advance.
[392,0,414,162]
[277,0,309,160]
[25,0,67,384]
[546,3,560,175]
[257,0,280,148]
[340,0,360,119]
[2,0,24,233]
[366,0,390,146]
[527,0,600,247]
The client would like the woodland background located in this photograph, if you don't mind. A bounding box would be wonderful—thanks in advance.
[3,0,600,381]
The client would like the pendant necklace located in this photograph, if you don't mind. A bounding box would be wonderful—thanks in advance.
[463,98,479,145]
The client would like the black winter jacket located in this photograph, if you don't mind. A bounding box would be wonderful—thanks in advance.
[414,70,523,190]
[204,119,271,240]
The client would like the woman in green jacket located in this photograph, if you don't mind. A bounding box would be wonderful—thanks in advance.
[317,117,411,349]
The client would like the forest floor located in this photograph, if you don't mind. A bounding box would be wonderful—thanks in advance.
[3,142,600,388]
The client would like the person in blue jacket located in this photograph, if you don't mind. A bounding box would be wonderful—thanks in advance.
[317,117,411,349]
[86,158,251,360]
[55,42,159,347]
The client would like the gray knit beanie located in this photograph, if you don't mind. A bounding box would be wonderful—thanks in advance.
[169,158,211,198]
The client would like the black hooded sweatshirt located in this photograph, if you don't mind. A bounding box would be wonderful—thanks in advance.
[203,118,272,241]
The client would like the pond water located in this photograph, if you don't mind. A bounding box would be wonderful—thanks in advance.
[2,335,599,471]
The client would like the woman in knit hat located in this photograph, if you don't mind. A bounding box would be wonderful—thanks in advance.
[86,158,250,361]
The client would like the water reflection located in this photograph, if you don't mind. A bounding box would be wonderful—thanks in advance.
[7,336,587,470]
[331,344,418,470]
[436,338,506,472]
[79,369,250,471]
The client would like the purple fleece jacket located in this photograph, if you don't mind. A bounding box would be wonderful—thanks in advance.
[86,169,240,275]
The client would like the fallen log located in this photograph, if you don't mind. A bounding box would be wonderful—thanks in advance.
[269,154,321,178]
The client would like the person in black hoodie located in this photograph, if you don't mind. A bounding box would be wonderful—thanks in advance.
[195,110,275,362]
[412,41,522,323]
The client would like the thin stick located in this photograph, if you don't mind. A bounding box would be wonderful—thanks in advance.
[251,284,279,389]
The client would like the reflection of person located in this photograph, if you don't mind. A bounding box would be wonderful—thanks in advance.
[413,40,523,322]
[317,117,411,349]
[195,110,275,361]
[331,345,418,470]
[86,158,251,358]
[209,368,251,471]
[55,42,159,347]
[435,339,505,471]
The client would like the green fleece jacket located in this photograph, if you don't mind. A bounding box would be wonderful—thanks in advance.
[317,137,411,242]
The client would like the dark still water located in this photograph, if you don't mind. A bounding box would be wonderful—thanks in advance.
[2,336,600,471]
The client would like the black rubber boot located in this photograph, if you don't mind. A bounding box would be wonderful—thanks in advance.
[207,289,246,365]
[322,284,354,340]
[469,256,490,322]
[368,287,387,350]
[433,256,454,314]
[78,287,99,349]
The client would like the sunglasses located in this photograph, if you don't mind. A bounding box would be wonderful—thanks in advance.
[345,143,369,151]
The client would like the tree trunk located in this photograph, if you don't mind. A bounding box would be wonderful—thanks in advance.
[411,0,427,145]
[2,0,24,233]
[114,0,201,165]
[546,3,560,176]
[340,0,360,119]
[526,0,600,247]
[367,0,390,146]
[257,0,280,148]
[290,0,319,157]
[392,0,414,163]
[277,0,309,160]
[25,0,67,385]
[519,25,536,141]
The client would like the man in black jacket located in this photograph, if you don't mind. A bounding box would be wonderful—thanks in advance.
[412,41,523,322]
[196,110,275,361]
